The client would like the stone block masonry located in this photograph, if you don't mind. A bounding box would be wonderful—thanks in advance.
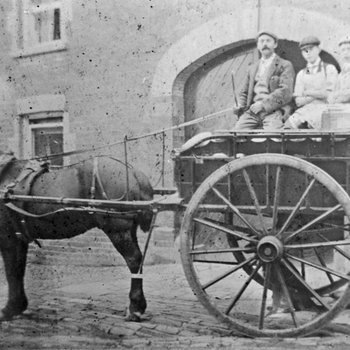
[27,225,179,267]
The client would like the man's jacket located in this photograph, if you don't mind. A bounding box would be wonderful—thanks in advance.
[238,55,295,114]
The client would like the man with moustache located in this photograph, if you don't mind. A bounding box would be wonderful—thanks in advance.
[233,31,295,130]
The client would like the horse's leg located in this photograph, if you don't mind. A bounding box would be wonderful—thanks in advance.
[0,237,28,321]
[105,223,146,322]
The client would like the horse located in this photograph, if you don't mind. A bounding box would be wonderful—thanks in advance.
[0,154,154,322]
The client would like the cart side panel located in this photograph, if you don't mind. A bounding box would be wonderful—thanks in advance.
[174,133,350,207]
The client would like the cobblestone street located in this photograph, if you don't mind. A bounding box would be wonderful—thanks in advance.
[1,256,350,349]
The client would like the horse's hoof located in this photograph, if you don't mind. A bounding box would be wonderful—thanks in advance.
[124,309,141,322]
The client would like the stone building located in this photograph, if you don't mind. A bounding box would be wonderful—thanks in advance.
[0,0,348,265]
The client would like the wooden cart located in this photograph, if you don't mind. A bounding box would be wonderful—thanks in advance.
[173,130,350,337]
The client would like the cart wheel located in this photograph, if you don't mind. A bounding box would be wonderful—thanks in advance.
[180,154,350,337]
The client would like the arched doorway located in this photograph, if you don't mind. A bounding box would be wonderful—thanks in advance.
[150,5,350,175]
[184,39,341,140]
[184,41,257,139]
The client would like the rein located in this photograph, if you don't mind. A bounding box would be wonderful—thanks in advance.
[29,107,233,163]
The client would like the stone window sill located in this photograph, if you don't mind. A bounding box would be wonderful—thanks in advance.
[12,40,67,58]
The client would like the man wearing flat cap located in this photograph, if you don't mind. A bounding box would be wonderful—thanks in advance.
[233,31,295,130]
[328,36,350,104]
[285,36,338,129]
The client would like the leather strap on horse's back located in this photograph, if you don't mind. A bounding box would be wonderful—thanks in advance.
[6,160,49,196]
[5,160,49,244]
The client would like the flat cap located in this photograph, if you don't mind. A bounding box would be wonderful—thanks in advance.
[299,36,321,50]
[339,35,350,46]
[256,30,278,42]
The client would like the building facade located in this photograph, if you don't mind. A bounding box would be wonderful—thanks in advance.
[0,0,349,264]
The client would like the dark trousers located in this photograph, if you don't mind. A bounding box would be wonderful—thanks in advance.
[235,109,284,130]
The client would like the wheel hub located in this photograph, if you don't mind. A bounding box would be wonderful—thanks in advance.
[257,236,284,262]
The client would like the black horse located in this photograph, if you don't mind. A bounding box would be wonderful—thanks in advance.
[0,155,153,322]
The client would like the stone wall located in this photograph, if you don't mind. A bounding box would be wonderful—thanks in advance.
[0,0,349,265]
[2,0,350,177]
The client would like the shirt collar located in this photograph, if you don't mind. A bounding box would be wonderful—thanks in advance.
[307,57,321,69]
[260,53,276,64]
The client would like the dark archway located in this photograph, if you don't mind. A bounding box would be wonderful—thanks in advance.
[183,41,258,140]
[183,40,341,140]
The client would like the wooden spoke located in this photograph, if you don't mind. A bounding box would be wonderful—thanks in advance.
[242,169,268,235]
[284,239,350,250]
[180,154,350,337]
[191,247,254,255]
[281,258,330,310]
[285,253,350,282]
[202,216,255,237]
[284,204,342,243]
[202,256,257,290]
[274,264,298,327]
[324,223,350,233]
[212,187,261,237]
[318,233,350,261]
[314,248,334,284]
[259,263,271,330]
[193,217,258,243]
[193,259,249,265]
[300,249,305,279]
[271,166,282,234]
[225,261,262,315]
[276,178,316,238]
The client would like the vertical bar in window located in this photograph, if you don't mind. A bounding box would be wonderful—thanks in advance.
[53,8,61,40]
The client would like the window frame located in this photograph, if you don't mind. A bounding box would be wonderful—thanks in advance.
[21,111,65,166]
[12,95,75,166]
[13,0,70,57]
[29,117,64,166]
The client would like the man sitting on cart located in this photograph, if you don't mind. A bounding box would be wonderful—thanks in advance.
[328,36,350,104]
[284,36,338,129]
[233,31,295,130]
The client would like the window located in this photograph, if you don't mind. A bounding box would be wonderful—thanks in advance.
[14,0,70,56]
[18,111,64,166]
[28,112,64,166]
[11,95,76,166]
[30,4,61,43]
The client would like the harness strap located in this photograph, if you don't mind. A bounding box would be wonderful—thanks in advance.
[5,202,140,219]
[5,161,48,244]
[6,202,52,218]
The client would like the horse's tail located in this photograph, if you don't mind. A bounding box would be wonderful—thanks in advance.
[132,170,154,232]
